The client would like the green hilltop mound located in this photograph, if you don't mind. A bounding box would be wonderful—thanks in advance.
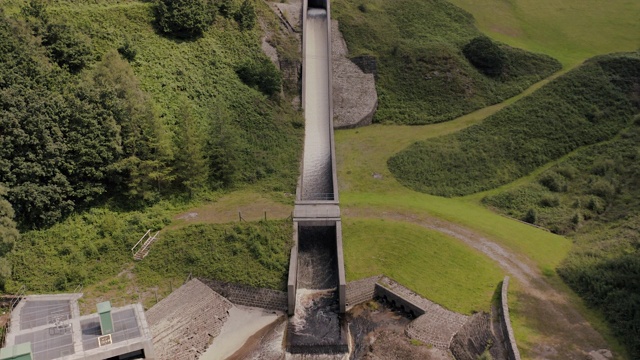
[332,0,561,125]
[388,52,640,197]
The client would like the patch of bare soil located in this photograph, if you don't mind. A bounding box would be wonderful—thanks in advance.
[343,207,611,359]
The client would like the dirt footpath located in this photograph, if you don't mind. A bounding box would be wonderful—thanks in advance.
[342,207,613,360]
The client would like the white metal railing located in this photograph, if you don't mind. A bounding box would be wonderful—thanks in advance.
[131,230,151,256]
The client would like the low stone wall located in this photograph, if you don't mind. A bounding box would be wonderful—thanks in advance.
[200,279,288,312]
[345,275,381,307]
[499,277,521,360]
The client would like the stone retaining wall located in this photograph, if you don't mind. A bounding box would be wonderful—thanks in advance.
[499,277,521,360]
[200,279,288,312]
[345,275,381,307]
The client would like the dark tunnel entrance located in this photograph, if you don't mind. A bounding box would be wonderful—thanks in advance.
[308,0,327,9]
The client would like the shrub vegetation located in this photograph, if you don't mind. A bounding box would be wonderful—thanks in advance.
[155,0,217,38]
[332,0,561,124]
[136,220,293,290]
[0,1,302,230]
[483,115,640,357]
[388,52,640,196]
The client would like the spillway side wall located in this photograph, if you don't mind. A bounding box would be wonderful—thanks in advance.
[336,220,346,312]
[288,221,299,315]
[325,0,339,203]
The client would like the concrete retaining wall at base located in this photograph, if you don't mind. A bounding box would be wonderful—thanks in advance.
[288,222,299,315]
[374,283,426,318]
[499,277,521,360]
[200,279,288,312]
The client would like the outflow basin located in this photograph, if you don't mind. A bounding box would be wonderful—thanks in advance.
[287,226,348,354]
[301,8,334,201]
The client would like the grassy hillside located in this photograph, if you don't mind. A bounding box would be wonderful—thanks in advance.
[7,206,291,292]
[388,52,640,197]
[136,220,293,290]
[0,0,301,293]
[483,117,640,357]
[45,0,303,192]
[332,0,560,125]
[448,0,640,68]
[0,0,303,224]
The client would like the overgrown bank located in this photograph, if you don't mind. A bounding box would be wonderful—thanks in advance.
[0,0,302,231]
[6,208,292,294]
[0,0,302,294]
[332,0,560,125]
[389,52,640,196]
[483,116,640,357]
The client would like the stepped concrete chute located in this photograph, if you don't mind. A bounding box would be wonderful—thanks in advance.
[287,0,348,354]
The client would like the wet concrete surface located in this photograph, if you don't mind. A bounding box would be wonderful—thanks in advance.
[219,300,453,360]
[301,8,333,201]
[297,226,337,290]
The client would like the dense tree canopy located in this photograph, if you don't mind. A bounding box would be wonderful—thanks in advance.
[0,14,171,228]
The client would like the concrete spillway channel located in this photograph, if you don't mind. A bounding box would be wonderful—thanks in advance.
[287,0,348,354]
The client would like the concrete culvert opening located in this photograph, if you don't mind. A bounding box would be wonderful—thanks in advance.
[308,0,327,9]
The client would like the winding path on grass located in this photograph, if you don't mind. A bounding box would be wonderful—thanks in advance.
[334,66,620,358]
[342,206,610,359]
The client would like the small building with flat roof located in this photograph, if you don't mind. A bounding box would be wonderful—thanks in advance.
[3,294,154,360]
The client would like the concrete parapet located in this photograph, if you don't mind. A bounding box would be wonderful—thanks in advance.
[335,221,346,313]
[499,277,521,360]
[374,284,426,318]
[288,222,299,315]
[374,277,468,349]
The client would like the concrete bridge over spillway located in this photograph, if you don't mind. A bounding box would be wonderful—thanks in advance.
[286,0,349,354]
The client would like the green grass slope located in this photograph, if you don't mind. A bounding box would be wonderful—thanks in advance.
[388,52,640,197]
[45,0,303,192]
[448,0,640,68]
[343,218,503,314]
[483,118,640,357]
[136,221,292,290]
[332,0,560,125]
[1,0,301,292]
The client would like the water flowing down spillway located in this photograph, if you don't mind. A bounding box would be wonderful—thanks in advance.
[301,8,334,201]
[287,2,348,355]
[287,227,348,354]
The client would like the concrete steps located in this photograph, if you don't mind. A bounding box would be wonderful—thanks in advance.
[146,279,233,360]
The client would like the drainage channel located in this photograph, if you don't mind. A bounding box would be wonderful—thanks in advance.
[287,0,348,355]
